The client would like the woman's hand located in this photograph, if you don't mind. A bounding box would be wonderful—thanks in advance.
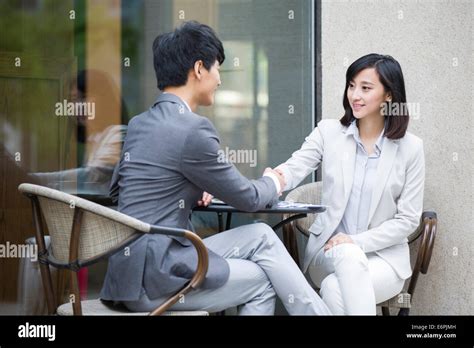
[197,191,213,207]
[324,232,354,252]
[263,167,286,194]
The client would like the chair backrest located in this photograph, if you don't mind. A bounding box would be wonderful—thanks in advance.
[285,181,323,236]
[18,183,150,266]
[18,183,210,316]
[406,211,437,296]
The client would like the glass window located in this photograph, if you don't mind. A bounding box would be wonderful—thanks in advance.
[121,0,316,231]
[0,0,315,313]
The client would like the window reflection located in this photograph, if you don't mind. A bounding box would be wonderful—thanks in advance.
[31,69,127,195]
[1,0,314,200]
[0,0,314,312]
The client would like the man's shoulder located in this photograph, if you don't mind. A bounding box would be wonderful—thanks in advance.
[184,109,213,126]
[127,110,148,128]
[180,109,217,136]
[129,105,212,129]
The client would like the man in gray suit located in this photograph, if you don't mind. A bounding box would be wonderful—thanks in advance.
[100,21,331,315]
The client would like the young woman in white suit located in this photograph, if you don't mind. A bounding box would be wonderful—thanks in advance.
[276,54,425,315]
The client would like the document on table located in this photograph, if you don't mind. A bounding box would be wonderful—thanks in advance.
[275,201,328,209]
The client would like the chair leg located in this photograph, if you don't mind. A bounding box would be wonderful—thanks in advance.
[382,307,391,316]
[282,222,300,267]
[69,270,82,315]
[289,232,300,266]
[38,262,57,314]
[31,197,57,314]
[398,308,410,316]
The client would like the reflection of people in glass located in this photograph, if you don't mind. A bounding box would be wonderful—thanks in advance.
[276,54,425,314]
[31,70,128,194]
[101,21,331,315]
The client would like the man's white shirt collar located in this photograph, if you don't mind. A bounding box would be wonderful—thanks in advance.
[162,92,192,112]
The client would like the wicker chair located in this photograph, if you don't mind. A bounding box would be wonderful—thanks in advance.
[282,181,437,316]
[18,183,209,316]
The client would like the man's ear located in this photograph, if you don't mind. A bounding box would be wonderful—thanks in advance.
[193,60,204,80]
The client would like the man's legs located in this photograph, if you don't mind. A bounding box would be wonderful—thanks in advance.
[124,223,331,315]
[123,258,276,315]
[202,223,331,315]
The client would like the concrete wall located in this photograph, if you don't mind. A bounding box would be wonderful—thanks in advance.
[320,0,473,314]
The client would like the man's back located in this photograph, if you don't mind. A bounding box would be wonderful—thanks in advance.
[101,93,278,302]
[115,96,205,231]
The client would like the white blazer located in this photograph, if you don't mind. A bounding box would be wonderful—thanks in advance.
[277,119,425,279]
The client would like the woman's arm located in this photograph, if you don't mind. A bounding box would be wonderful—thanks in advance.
[351,141,425,253]
[276,124,325,192]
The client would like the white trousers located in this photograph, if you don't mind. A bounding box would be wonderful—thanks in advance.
[124,223,332,315]
[307,243,404,315]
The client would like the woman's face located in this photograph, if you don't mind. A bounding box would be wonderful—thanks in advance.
[346,67,391,121]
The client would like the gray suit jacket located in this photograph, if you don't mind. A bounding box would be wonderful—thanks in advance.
[100,93,278,301]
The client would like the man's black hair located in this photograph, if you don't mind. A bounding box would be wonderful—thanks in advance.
[152,21,225,90]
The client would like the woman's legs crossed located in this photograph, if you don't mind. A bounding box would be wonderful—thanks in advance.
[307,243,403,315]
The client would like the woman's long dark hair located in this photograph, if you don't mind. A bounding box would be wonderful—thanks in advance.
[340,53,409,139]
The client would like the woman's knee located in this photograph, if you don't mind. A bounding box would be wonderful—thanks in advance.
[326,243,369,270]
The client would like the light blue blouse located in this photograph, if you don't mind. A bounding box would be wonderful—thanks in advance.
[336,120,385,236]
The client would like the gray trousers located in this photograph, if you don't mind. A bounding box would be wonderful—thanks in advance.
[123,223,331,315]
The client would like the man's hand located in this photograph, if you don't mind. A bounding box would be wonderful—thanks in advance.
[274,167,285,180]
[324,232,354,252]
[263,167,286,194]
[197,191,213,206]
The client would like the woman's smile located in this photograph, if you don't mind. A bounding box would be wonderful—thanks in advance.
[352,103,365,111]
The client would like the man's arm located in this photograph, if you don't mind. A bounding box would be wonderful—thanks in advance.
[180,118,279,212]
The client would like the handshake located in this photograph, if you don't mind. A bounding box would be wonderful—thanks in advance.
[263,167,286,195]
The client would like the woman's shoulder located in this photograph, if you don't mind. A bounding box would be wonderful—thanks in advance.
[395,131,424,164]
[398,130,423,149]
[316,118,345,134]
